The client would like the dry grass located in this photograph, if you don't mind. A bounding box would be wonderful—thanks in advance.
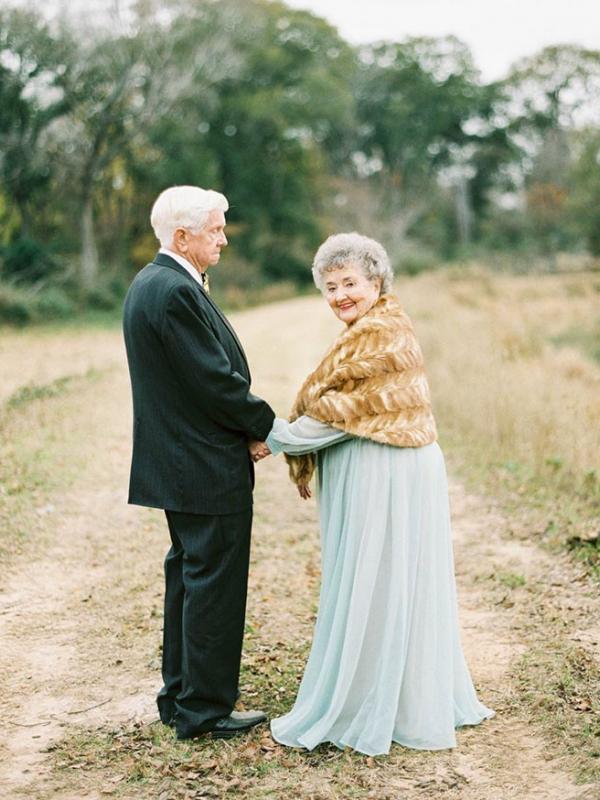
[399,267,600,570]
[405,268,600,479]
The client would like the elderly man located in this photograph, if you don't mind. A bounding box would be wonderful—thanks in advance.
[123,185,274,740]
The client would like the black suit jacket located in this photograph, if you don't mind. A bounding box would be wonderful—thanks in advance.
[122,252,275,514]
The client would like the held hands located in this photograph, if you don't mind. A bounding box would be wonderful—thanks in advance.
[247,440,310,498]
[248,440,271,463]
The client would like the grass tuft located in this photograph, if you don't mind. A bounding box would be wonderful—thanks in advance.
[511,642,600,784]
[5,368,101,409]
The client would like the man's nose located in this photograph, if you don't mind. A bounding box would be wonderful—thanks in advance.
[220,233,228,246]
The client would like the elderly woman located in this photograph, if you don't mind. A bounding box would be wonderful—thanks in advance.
[265,233,494,756]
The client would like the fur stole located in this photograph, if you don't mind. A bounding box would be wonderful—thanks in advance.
[286,294,437,486]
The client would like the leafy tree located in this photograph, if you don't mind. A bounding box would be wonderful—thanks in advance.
[503,45,600,132]
[356,37,481,178]
[0,9,74,280]
[568,128,600,255]
[138,0,358,283]
[353,36,513,253]
[499,45,600,260]
[2,3,600,314]
[53,29,158,291]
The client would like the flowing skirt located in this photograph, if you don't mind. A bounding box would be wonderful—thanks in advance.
[270,439,494,756]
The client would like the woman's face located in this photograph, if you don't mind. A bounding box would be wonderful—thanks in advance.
[323,264,381,325]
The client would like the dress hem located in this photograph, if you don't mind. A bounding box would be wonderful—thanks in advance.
[270,708,495,756]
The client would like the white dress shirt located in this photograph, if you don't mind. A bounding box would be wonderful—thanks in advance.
[159,247,206,290]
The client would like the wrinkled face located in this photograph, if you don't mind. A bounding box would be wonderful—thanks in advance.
[323,264,381,325]
[173,208,227,271]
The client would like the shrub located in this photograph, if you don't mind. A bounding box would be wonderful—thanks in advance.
[0,282,75,325]
[0,283,37,325]
[35,287,76,320]
[396,251,440,276]
[1,237,58,283]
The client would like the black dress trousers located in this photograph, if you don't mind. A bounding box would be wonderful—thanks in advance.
[157,508,253,737]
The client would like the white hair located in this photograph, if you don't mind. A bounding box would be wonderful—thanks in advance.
[150,185,229,247]
[312,232,394,294]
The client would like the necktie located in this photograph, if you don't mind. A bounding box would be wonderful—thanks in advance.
[202,272,210,294]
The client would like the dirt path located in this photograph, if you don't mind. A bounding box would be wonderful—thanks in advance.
[0,298,597,799]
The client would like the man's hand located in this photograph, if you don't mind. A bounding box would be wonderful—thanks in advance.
[248,440,271,462]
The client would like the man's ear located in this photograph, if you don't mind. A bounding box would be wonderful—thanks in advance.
[174,228,188,251]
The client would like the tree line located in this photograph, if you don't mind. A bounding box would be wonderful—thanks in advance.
[1,0,599,320]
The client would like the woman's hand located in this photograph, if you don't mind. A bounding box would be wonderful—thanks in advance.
[297,483,312,500]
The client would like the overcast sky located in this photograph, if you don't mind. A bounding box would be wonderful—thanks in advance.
[283,0,600,80]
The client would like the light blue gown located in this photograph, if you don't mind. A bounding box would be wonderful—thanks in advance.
[267,416,494,756]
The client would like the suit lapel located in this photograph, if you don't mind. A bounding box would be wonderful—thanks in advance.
[152,253,250,376]
[200,291,250,373]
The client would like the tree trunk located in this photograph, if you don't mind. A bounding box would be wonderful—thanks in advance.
[455,174,473,247]
[80,194,99,294]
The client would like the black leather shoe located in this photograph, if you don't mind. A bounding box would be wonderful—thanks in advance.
[164,690,240,727]
[177,710,267,740]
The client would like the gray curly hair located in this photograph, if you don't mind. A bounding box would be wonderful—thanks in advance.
[312,232,394,294]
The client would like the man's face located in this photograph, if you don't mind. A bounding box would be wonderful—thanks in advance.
[174,209,227,271]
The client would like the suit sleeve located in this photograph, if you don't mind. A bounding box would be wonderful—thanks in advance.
[161,283,275,440]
